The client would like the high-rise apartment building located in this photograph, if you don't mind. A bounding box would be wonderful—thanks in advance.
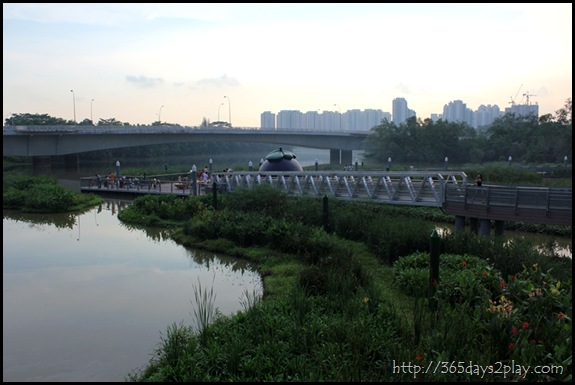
[475,104,501,129]
[260,111,276,130]
[442,100,473,126]
[392,97,409,125]
[262,95,537,131]
[504,104,539,118]
[392,97,416,125]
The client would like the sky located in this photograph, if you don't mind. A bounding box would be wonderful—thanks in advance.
[3,3,572,127]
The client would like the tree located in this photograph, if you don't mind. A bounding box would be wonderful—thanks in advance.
[4,113,69,126]
[97,118,124,126]
[555,98,572,125]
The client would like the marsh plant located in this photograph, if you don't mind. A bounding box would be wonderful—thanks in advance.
[190,275,217,334]
[123,185,571,382]
[239,287,262,312]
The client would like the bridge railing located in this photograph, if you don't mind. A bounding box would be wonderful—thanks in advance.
[3,125,371,135]
[210,171,468,207]
[445,184,572,212]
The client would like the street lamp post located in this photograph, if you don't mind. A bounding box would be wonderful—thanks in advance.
[334,104,341,130]
[248,161,253,171]
[158,105,164,124]
[218,103,224,121]
[209,158,213,172]
[224,96,231,126]
[91,99,94,125]
[191,164,197,196]
[444,156,448,170]
[508,155,512,166]
[70,90,76,123]
[387,157,392,171]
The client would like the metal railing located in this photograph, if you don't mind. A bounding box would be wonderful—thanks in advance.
[80,171,571,226]
[210,171,467,207]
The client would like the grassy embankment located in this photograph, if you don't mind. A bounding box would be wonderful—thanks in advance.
[118,175,571,382]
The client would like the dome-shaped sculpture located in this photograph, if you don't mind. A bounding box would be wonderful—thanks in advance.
[259,147,303,172]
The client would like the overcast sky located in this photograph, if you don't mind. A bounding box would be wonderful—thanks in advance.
[3,3,572,127]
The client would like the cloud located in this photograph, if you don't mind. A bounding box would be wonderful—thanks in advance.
[193,74,240,89]
[393,83,412,96]
[125,75,164,88]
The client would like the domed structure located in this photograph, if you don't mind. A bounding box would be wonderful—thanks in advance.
[259,147,303,172]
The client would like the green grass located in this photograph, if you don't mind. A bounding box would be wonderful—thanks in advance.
[124,184,571,382]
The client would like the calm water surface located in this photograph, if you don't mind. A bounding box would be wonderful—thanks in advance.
[3,200,263,382]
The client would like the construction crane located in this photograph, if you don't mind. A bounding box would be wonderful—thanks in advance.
[509,84,523,106]
[523,91,537,105]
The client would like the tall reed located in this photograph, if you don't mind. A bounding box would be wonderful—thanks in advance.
[190,275,217,334]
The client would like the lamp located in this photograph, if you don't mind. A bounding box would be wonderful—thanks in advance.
[224,96,231,126]
[70,90,76,123]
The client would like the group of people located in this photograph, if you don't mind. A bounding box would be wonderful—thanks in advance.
[197,166,210,185]
[94,173,140,189]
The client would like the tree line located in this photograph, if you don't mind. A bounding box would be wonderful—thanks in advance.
[366,98,571,165]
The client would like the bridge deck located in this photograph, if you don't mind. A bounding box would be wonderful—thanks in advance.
[443,184,572,226]
[80,171,572,227]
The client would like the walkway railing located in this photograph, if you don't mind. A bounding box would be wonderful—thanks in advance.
[211,171,467,207]
[81,170,467,207]
[80,171,571,226]
[443,184,572,226]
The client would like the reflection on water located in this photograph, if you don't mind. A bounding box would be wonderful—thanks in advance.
[5,210,78,229]
[435,225,572,259]
[3,200,263,382]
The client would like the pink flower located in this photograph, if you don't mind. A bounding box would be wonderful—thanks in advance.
[522,322,529,329]
[511,327,518,335]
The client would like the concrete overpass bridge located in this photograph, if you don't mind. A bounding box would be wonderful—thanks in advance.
[3,125,370,168]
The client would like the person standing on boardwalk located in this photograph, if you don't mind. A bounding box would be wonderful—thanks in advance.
[475,173,483,186]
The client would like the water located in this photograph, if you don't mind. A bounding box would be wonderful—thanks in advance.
[3,200,263,382]
[434,224,572,258]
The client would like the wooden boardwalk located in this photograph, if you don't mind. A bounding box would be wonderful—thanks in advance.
[443,184,572,227]
[80,171,572,227]
[81,180,210,197]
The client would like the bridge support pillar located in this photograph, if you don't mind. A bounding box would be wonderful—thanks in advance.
[479,219,491,236]
[329,149,340,165]
[469,217,479,235]
[64,154,80,173]
[340,150,352,166]
[454,216,466,232]
[32,156,52,173]
[494,220,505,236]
[329,149,353,165]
